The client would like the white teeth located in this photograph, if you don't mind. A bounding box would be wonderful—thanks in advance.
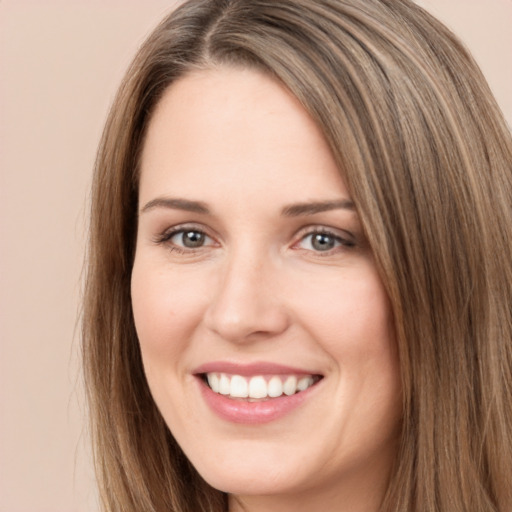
[267,376,283,397]
[297,376,314,391]
[248,376,267,399]
[230,375,249,398]
[219,374,230,395]
[205,373,317,399]
[283,376,297,396]
[207,373,219,393]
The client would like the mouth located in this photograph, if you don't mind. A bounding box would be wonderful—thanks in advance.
[200,372,323,401]
[193,362,324,423]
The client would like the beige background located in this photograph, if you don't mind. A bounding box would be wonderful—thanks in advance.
[0,1,510,511]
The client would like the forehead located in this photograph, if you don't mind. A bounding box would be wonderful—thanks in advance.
[139,67,348,206]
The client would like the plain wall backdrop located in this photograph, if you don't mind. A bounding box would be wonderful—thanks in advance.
[0,1,510,511]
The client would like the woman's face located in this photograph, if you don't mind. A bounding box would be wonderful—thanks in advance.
[132,67,401,509]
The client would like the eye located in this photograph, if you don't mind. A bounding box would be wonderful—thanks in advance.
[171,229,209,248]
[296,229,355,253]
[155,226,216,251]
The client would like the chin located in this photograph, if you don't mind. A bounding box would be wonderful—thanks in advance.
[184,441,308,496]
[201,463,300,497]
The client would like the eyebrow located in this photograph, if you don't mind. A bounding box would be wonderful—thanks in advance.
[281,199,355,216]
[140,196,355,217]
[140,197,210,215]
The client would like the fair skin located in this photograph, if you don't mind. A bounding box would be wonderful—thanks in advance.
[131,66,402,512]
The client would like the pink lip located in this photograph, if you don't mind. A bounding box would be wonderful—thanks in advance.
[193,361,323,425]
[193,361,319,377]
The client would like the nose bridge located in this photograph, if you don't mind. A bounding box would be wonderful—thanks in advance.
[204,242,288,342]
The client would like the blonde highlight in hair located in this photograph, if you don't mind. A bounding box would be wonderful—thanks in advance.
[83,1,512,510]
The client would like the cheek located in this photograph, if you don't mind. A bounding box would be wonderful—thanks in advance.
[130,260,215,431]
[130,261,208,366]
[293,266,394,359]
[293,264,400,418]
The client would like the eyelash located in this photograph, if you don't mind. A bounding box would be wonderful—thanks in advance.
[153,224,215,254]
[294,228,355,255]
[153,224,356,256]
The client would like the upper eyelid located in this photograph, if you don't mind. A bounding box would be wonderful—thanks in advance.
[293,231,354,250]
[162,223,211,236]
[294,224,356,242]
[154,223,214,243]
[153,223,356,247]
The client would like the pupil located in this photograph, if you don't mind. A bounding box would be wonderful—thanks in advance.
[312,233,334,251]
[183,231,205,248]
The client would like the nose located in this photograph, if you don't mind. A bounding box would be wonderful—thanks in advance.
[203,250,290,343]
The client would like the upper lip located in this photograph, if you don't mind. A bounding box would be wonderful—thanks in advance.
[193,361,322,377]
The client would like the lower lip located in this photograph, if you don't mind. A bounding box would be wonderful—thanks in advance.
[196,377,320,424]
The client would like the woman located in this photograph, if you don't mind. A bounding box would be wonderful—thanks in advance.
[82,0,512,511]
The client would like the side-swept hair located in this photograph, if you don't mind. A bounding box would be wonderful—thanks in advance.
[83,1,512,510]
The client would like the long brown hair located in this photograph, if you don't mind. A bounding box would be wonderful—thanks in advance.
[82,1,512,510]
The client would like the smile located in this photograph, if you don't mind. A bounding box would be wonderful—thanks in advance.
[204,373,321,400]
[194,362,324,424]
